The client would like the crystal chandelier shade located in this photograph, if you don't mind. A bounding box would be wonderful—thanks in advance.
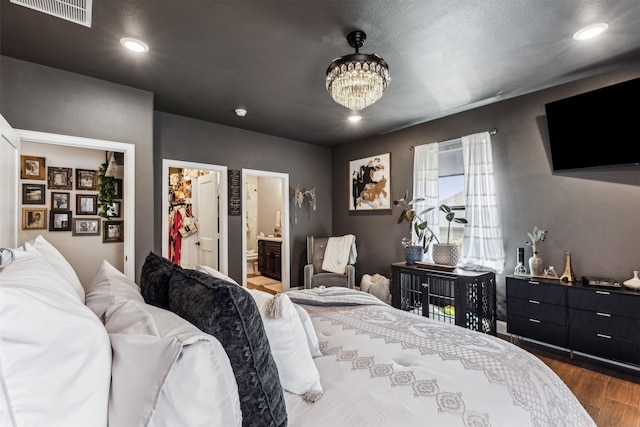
[326,31,390,112]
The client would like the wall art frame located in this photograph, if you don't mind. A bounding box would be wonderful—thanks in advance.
[106,201,121,218]
[71,218,100,236]
[20,155,46,180]
[49,210,72,231]
[47,166,73,190]
[76,169,98,191]
[22,183,46,205]
[113,178,123,199]
[348,152,391,211]
[104,220,124,243]
[51,192,70,210]
[76,194,98,215]
[22,207,47,230]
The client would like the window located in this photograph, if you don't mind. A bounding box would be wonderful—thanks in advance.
[437,139,465,249]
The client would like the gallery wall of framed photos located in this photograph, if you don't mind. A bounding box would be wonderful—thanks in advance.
[19,141,125,285]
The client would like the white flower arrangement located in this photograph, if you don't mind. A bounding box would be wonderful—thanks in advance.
[526,226,547,254]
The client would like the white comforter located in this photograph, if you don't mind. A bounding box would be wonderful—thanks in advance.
[284,289,594,427]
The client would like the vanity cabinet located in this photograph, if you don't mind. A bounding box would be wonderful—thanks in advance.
[258,239,281,281]
[391,263,497,335]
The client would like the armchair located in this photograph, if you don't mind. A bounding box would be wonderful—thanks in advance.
[304,235,357,289]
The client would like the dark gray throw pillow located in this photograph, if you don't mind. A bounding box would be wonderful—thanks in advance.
[139,252,175,309]
[168,267,288,427]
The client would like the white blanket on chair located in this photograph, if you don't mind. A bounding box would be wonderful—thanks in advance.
[321,234,357,274]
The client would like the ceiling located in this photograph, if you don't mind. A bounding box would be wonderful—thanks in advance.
[2,1,639,147]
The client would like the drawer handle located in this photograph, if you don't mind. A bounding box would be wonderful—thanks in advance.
[528,299,540,304]
[528,318,541,323]
[596,312,611,317]
[528,281,540,285]
[595,291,610,295]
[597,333,611,339]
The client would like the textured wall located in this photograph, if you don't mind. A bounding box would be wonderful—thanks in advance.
[331,64,640,320]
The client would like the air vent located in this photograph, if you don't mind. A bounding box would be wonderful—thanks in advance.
[10,0,92,27]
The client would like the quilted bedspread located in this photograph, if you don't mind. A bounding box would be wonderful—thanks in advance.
[284,289,594,427]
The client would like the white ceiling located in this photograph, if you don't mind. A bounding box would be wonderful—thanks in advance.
[2,0,639,146]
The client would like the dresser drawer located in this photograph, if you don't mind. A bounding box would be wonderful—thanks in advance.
[568,308,640,341]
[507,297,566,325]
[568,287,640,319]
[506,277,566,305]
[569,328,640,365]
[507,315,567,348]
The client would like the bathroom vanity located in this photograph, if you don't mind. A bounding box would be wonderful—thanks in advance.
[258,237,282,281]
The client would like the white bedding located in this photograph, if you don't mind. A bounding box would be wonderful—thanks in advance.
[284,290,594,427]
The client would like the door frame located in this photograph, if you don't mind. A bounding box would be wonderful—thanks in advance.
[161,159,229,275]
[241,169,290,290]
[15,129,136,280]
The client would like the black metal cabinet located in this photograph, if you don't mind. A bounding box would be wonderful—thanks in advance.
[391,262,496,335]
[258,239,281,280]
[506,276,568,348]
[567,285,640,365]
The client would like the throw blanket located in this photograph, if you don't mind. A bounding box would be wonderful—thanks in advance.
[320,235,357,274]
[286,288,386,307]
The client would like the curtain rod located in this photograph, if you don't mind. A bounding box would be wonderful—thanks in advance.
[409,128,498,151]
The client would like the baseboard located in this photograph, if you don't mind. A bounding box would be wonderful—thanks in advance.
[497,320,507,336]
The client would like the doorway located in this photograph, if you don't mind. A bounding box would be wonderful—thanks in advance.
[241,169,290,291]
[162,159,228,274]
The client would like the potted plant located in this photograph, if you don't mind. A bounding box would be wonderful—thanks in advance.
[432,205,468,266]
[393,191,438,265]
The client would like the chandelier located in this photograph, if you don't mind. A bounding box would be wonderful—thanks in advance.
[326,30,390,112]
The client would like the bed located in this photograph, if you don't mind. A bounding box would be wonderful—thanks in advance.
[0,237,595,427]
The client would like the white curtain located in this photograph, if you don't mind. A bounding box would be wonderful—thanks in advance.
[412,143,439,261]
[460,132,505,273]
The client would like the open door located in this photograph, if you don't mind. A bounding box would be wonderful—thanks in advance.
[0,114,20,248]
[194,172,219,269]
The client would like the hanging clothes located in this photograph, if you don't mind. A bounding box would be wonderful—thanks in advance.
[168,206,184,264]
[168,204,199,266]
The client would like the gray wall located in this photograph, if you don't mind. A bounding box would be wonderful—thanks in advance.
[332,64,640,320]
[153,111,332,286]
[0,56,155,282]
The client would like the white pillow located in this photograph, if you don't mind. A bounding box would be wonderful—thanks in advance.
[195,264,239,285]
[293,303,322,358]
[0,253,111,427]
[26,235,85,302]
[85,260,145,321]
[105,299,242,427]
[247,289,323,401]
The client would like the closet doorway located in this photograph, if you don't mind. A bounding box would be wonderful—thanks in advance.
[162,159,228,274]
[241,169,290,292]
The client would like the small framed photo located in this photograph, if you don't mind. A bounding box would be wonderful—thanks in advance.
[76,169,98,191]
[22,184,46,204]
[51,192,70,210]
[72,218,100,236]
[113,179,123,199]
[103,220,124,243]
[106,201,121,218]
[76,194,98,215]
[49,210,72,231]
[22,207,47,230]
[48,167,73,190]
[20,155,46,180]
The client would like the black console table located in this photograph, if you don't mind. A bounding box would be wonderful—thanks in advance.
[506,275,640,367]
[391,262,497,335]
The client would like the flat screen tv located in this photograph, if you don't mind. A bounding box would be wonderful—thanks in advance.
[544,77,640,171]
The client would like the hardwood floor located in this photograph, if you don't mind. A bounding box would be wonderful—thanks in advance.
[507,337,640,426]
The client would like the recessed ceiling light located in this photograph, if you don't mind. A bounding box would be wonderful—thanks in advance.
[573,23,609,40]
[235,108,248,117]
[348,114,362,122]
[120,37,149,53]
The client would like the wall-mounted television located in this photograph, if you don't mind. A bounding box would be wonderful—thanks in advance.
[544,77,640,171]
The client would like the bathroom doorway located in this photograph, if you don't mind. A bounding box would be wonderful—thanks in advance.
[162,159,228,274]
[242,169,290,292]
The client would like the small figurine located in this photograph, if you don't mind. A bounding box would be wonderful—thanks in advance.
[559,251,577,283]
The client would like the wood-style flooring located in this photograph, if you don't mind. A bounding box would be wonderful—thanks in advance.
[509,337,640,427]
